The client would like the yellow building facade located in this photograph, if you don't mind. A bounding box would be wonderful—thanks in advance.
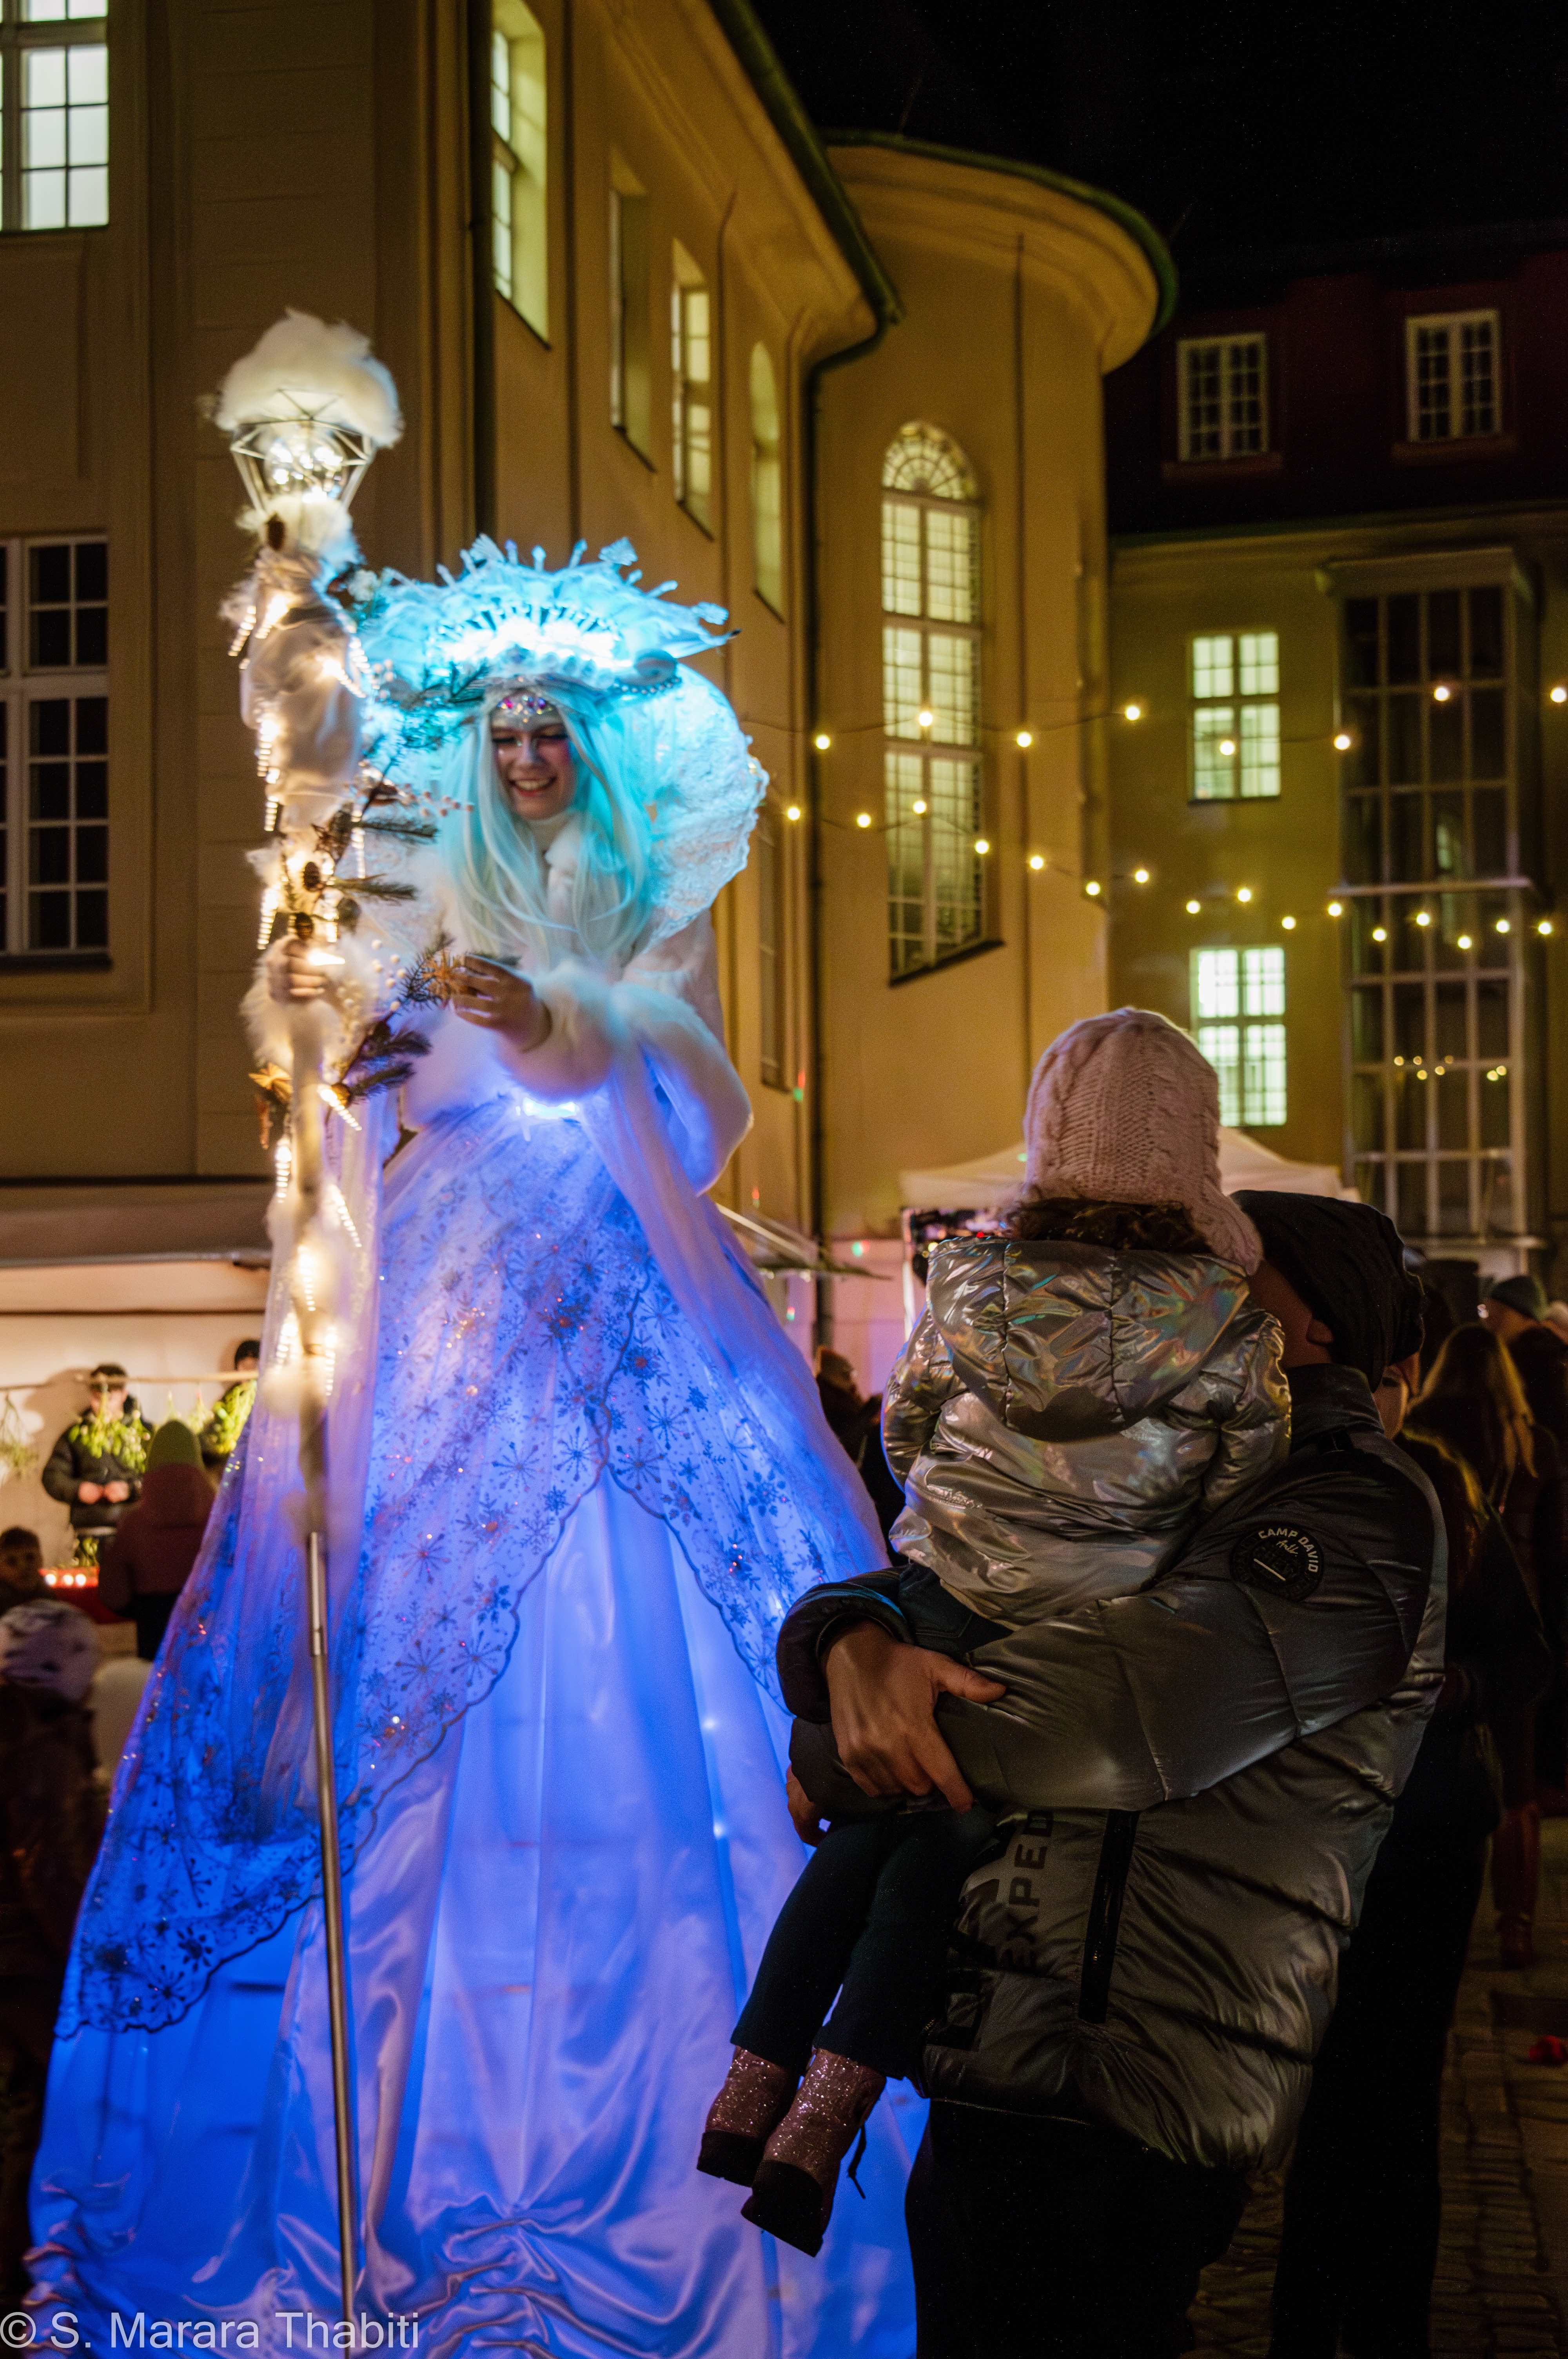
[0,5,1171,1498]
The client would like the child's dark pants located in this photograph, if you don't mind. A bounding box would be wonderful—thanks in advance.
[732,1805,996,2083]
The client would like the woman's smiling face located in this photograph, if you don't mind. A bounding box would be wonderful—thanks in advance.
[490,705,577,822]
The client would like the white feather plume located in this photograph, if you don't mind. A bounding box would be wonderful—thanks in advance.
[215,311,403,449]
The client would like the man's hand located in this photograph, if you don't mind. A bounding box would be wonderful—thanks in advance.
[452,956,552,1054]
[786,1768,826,1847]
[102,1481,130,1503]
[824,1621,1005,1812]
[76,1481,102,1505]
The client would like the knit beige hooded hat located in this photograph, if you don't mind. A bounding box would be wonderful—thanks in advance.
[1022,1007,1262,1271]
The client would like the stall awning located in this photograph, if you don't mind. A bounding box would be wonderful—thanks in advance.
[0,1183,273,1269]
[899,1130,1352,1212]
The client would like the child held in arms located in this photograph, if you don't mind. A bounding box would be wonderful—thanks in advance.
[700,1009,1290,2255]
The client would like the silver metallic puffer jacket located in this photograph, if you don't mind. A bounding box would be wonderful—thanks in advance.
[886,1238,1289,1620]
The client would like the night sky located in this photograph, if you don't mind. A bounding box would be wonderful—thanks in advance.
[749,1,1568,261]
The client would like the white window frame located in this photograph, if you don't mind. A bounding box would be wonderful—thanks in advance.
[1189,629,1281,801]
[490,0,548,339]
[608,158,650,454]
[671,241,713,530]
[0,531,110,961]
[880,425,986,981]
[0,2,109,233]
[1177,334,1268,462]
[1191,945,1287,1127]
[1405,310,1500,444]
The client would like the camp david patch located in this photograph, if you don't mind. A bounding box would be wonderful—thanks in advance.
[1233,1523,1323,1603]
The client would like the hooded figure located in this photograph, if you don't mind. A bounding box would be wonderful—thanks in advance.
[97,1420,213,1662]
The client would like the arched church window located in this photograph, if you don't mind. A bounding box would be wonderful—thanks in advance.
[880,425,984,978]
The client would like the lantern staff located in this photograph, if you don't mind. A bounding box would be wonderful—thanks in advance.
[212,311,403,2330]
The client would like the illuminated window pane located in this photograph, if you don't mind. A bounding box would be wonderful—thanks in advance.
[880,425,984,977]
[671,248,711,527]
[1239,699,1281,799]
[749,345,783,614]
[1193,949,1240,1021]
[1407,313,1499,443]
[882,627,923,742]
[1238,631,1279,696]
[1197,1025,1242,1125]
[1191,636,1234,699]
[491,2,547,335]
[1242,946,1285,1018]
[19,41,107,229]
[880,501,921,617]
[1242,1023,1288,1125]
[1192,705,1236,801]
[924,507,977,625]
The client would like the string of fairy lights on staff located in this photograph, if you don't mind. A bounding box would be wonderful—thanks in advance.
[796,677,1564,943]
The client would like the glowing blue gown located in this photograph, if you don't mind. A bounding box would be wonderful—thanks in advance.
[28,917,919,2357]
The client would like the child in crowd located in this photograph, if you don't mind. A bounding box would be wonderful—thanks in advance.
[699,1008,1290,2256]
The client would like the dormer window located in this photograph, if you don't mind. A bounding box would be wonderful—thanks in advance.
[1177,335,1268,462]
[1405,311,1500,443]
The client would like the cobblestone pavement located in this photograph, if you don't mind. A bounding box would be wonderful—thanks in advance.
[1190,1818,1568,2357]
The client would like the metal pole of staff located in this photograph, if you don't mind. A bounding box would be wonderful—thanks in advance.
[287,1010,359,2326]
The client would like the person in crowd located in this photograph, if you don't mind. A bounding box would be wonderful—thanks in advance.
[813,1346,907,1542]
[1409,1321,1561,1966]
[0,1599,103,2303]
[198,1340,260,1472]
[1416,1276,1454,1384]
[40,1366,151,1570]
[1270,1409,1549,2357]
[777,1188,1443,2359]
[96,1420,214,1662]
[1481,1274,1568,1812]
[0,1528,47,1616]
[706,1012,1286,2257]
[1482,1272,1568,1450]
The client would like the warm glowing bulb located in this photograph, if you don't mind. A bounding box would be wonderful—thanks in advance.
[1539,918,1555,936]
[912,798,927,816]
[975,838,991,856]
[1457,933,1473,949]
[1219,738,1237,757]
[1133,867,1150,884]
[1553,686,1568,705]
[1236,886,1253,904]
[1432,682,1452,703]
[1327,900,1344,918]
[1185,899,1200,915]
[785,804,801,822]
[1333,731,1352,752]
[1496,917,1512,934]
[1016,729,1034,749]
[1085,880,1102,898]
[1123,703,1143,722]
[813,731,831,752]
[855,812,872,830]
[1281,914,1297,931]
[1414,910,1431,927]
[917,707,934,729]
[1028,853,1046,871]
[1372,925,1388,942]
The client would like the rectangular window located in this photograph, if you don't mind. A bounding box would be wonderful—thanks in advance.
[1192,947,1287,1126]
[1338,577,1527,1245]
[1406,311,1499,443]
[671,242,713,529]
[0,533,109,959]
[1178,334,1267,462]
[608,163,650,454]
[0,4,109,231]
[1189,629,1280,800]
[490,0,548,338]
[755,796,786,1088]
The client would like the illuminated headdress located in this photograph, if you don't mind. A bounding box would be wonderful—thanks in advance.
[353,537,764,941]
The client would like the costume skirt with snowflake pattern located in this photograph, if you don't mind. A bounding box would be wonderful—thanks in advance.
[29,1092,918,2355]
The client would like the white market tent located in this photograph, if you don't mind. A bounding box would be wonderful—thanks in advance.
[899,1128,1353,1213]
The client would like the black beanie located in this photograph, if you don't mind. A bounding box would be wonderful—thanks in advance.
[1235,1192,1425,1388]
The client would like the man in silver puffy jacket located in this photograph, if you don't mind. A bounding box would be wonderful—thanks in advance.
[777,1194,1444,2357]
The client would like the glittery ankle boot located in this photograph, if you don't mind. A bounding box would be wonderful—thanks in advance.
[741,2049,885,2257]
[697,2049,799,2187]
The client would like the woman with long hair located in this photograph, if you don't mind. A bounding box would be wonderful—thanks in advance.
[1408,1318,1554,1967]
[27,544,917,2355]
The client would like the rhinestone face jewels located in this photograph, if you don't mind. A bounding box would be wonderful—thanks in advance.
[492,690,561,723]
